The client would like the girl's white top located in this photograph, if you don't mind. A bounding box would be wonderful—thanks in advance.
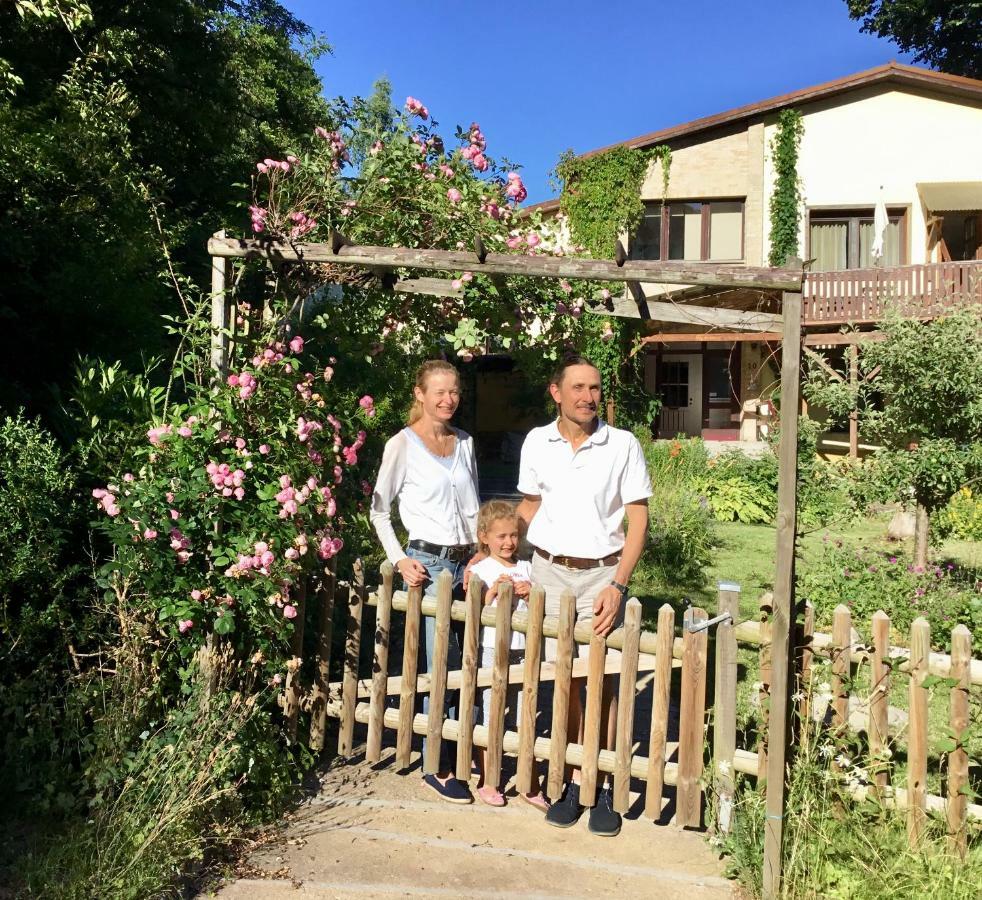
[370,426,480,566]
[469,557,531,650]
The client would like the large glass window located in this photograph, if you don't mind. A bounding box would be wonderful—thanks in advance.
[808,209,905,271]
[632,199,744,262]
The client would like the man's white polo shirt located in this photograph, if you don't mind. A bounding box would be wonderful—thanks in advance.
[517,420,652,559]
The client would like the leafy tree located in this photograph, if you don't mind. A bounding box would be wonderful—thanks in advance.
[804,308,982,565]
[845,1,982,78]
[0,0,331,419]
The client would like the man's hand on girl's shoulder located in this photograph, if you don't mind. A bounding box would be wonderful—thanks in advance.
[462,550,488,588]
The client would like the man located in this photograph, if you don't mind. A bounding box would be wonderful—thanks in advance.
[516,354,651,837]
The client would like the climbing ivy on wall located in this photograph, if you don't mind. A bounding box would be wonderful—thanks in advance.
[555,144,671,259]
[767,108,804,267]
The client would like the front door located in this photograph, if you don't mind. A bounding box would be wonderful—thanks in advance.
[656,354,703,438]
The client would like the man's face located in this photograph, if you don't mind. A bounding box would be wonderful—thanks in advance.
[549,364,602,427]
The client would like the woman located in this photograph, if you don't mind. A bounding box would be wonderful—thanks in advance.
[370,359,479,803]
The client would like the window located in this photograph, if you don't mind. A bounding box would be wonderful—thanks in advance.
[658,360,689,408]
[808,208,906,271]
[632,200,745,262]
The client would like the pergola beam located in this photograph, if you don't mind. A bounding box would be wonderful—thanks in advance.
[638,301,782,331]
[207,235,804,292]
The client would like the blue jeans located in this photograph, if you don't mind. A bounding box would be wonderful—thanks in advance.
[405,546,465,774]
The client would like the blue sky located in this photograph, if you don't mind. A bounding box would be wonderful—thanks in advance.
[283,0,916,204]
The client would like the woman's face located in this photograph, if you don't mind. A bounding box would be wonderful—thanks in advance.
[415,371,460,423]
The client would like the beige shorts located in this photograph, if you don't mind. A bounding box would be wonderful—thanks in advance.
[531,554,623,664]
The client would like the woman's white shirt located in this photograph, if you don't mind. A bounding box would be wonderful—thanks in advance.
[469,557,530,650]
[370,427,480,565]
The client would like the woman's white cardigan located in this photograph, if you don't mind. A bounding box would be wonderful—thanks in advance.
[370,427,480,565]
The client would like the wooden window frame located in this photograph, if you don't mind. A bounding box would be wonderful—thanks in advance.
[634,199,746,262]
[806,205,910,269]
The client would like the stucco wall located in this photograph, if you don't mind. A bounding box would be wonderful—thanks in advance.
[763,85,982,265]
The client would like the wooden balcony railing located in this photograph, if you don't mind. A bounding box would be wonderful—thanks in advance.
[802,260,982,326]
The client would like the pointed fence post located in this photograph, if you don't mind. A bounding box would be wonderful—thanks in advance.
[424,570,453,774]
[396,584,423,770]
[455,575,483,781]
[308,565,337,752]
[485,581,514,791]
[366,562,394,763]
[614,598,642,815]
[547,591,576,801]
[516,585,545,795]
[339,567,364,758]
[580,631,607,808]
[831,605,852,732]
[678,606,708,828]
[645,603,675,820]
[948,625,971,859]
[907,617,930,845]
[869,610,890,795]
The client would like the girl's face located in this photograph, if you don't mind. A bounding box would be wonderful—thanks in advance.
[415,371,460,423]
[481,517,519,561]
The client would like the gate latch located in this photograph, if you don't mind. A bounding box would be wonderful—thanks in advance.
[685,611,733,634]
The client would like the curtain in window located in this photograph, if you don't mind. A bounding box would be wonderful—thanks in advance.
[810,221,847,272]
[668,203,702,260]
[709,202,742,260]
[859,220,901,267]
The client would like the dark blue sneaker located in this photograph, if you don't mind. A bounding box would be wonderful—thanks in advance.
[422,773,472,804]
[545,781,583,828]
[587,786,621,836]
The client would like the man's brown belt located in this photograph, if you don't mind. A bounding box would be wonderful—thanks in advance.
[533,546,621,570]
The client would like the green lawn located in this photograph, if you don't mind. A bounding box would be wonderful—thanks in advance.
[632,511,981,627]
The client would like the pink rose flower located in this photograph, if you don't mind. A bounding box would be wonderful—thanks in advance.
[447,188,462,204]
[283,605,298,619]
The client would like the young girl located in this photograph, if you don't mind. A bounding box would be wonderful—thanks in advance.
[468,500,549,810]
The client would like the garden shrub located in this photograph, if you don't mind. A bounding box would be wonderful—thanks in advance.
[691,451,777,524]
[644,480,717,586]
[934,486,982,541]
[798,540,981,650]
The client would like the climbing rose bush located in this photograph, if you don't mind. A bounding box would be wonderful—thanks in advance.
[93,329,375,678]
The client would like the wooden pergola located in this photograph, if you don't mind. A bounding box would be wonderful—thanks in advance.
[208,232,804,899]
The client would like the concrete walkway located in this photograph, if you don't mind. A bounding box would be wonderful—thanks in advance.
[207,747,736,900]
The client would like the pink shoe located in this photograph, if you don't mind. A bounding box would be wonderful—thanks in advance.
[477,785,505,807]
[520,791,551,813]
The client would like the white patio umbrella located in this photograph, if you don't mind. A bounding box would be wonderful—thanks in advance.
[871,185,888,266]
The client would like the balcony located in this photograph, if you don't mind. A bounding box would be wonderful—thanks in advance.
[802,260,982,326]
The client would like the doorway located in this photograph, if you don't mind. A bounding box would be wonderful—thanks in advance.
[653,353,703,437]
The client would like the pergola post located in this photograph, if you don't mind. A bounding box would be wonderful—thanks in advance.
[210,229,230,378]
[762,290,802,899]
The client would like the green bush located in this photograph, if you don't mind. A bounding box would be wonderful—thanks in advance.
[798,541,981,650]
[934,487,982,541]
[692,451,778,524]
[643,481,717,586]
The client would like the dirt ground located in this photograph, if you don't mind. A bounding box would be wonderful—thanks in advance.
[204,745,736,900]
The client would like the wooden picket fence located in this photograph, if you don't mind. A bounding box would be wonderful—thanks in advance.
[282,561,981,850]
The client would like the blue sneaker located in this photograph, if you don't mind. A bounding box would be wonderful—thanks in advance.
[422,773,473,804]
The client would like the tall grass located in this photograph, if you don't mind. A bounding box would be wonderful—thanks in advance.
[721,692,982,898]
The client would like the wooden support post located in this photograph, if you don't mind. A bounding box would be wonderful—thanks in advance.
[424,571,453,775]
[396,584,423,770]
[455,575,483,781]
[308,568,337,752]
[580,632,607,807]
[848,344,859,459]
[758,592,772,780]
[547,591,576,800]
[645,603,675,820]
[613,598,642,814]
[516,585,545,795]
[762,289,802,900]
[486,582,514,791]
[799,601,814,724]
[210,229,230,379]
[366,562,393,763]
[677,607,708,828]
[284,578,307,741]
[907,617,930,845]
[714,583,740,834]
[869,610,890,794]
[948,625,971,859]
[831,605,852,732]
[339,570,364,758]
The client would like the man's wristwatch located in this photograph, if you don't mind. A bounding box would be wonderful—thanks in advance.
[611,580,629,598]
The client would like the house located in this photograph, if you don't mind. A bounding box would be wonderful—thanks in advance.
[528,62,982,451]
